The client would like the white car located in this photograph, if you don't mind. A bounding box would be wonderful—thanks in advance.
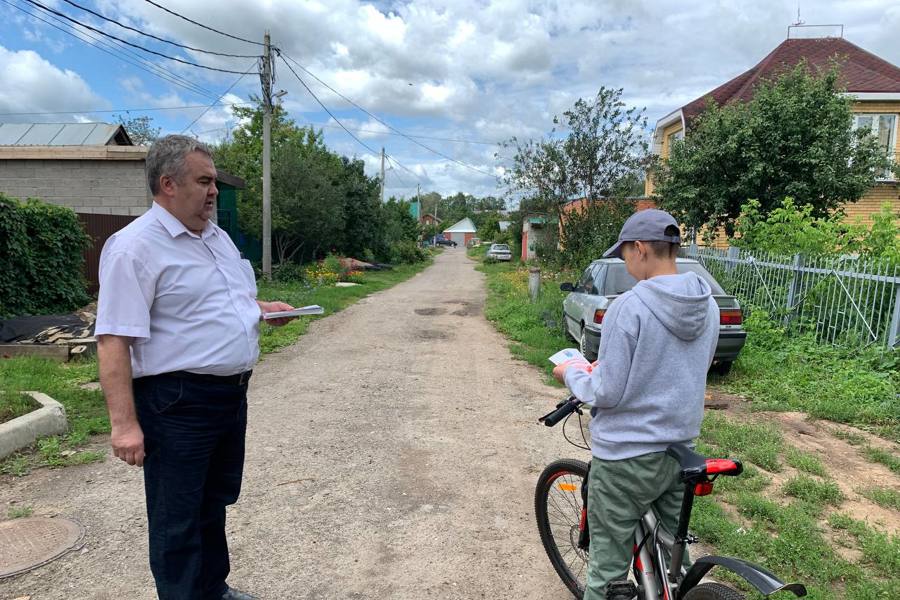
[561,258,746,374]
[486,243,512,261]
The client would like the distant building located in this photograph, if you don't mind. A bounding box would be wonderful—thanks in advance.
[498,220,511,232]
[443,217,477,246]
[420,213,442,226]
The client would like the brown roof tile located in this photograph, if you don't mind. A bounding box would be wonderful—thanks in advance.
[682,38,900,124]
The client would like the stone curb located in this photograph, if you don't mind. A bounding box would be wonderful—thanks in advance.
[0,391,68,460]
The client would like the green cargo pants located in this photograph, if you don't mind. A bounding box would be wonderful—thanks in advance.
[584,452,687,600]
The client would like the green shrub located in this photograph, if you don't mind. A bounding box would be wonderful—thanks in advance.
[272,261,308,283]
[389,240,427,264]
[0,195,91,317]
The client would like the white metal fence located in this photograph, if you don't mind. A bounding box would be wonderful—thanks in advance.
[683,245,900,350]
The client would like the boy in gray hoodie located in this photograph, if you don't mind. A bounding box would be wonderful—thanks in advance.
[553,209,719,600]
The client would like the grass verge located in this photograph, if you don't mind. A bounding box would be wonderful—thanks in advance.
[0,258,432,476]
[475,259,570,382]
[721,311,899,441]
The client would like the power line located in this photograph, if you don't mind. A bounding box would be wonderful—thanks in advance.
[181,65,256,134]
[279,51,497,179]
[4,0,221,101]
[278,55,423,181]
[385,155,409,188]
[143,0,263,46]
[59,0,260,58]
[21,0,252,74]
[0,103,251,117]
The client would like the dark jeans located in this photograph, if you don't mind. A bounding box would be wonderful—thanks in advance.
[134,373,248,600]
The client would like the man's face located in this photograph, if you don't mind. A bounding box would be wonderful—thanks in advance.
[166,151,218,233]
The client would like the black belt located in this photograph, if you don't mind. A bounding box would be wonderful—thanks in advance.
[169,369,253,386]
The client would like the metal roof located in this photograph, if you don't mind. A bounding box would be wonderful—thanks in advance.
[0,122,133,146]
[443,217,477,233]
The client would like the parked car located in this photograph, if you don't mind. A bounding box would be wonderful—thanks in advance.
[433,236,457,247]
[486,243,512,261]
[560,258,746,374]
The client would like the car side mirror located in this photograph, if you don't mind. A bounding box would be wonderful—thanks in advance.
[560,282,574,292]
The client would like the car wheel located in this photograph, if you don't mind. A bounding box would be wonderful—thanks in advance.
[579,326,597,361]
[714,361,733,376]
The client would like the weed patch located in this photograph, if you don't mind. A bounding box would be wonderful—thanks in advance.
[700,412,783,472]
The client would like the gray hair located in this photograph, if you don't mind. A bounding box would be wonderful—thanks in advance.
[146,135,213,195]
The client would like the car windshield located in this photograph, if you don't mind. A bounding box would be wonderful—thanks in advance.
[492,244,510,251]
[602,262,726,296]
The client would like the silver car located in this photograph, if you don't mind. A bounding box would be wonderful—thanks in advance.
[486,243,512,261]
[560,258,746,375]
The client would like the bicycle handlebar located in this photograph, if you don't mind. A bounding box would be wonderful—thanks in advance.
[539,396,583,427]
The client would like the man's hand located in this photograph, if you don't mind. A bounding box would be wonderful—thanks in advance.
[111,420,145,467]
[257,300,297,327]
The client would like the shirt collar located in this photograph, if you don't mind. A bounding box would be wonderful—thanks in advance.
[150,202,218,240]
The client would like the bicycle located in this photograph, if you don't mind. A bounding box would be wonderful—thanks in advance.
[535,396,807,600]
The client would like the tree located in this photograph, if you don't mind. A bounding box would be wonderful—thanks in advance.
[502,87,649,212]
[654,63,891,235]
[116,114,161,146]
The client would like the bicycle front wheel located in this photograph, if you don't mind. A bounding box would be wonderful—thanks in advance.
[535,458,590,598]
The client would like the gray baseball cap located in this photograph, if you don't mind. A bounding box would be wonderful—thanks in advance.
[603,209,681,258]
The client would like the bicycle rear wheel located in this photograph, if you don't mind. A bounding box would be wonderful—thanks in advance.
[535,459,590,598]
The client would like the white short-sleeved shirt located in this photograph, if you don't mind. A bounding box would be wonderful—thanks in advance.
[95,202,261,378]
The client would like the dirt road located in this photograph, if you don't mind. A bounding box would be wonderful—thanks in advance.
[1,248,579,599]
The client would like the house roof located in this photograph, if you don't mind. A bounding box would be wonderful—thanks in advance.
[443,217,477,233]
[0,122,133,146]
[681,37,900,124]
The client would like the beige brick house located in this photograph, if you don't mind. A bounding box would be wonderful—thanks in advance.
[645,36,900,232]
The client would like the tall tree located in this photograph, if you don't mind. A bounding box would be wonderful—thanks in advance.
[654,63,892,235]
[501,87,649,213]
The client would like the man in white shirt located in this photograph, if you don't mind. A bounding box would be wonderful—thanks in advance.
[96,135,295,600]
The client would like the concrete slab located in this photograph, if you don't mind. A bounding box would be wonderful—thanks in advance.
[0,392,68,460]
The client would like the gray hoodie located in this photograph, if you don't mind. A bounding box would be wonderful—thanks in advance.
[564,271,719,460]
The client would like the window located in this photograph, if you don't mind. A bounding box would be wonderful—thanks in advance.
[853,113,898,180]
[602,263,726,296]
[665,129,684,157]
[576,265,599,295]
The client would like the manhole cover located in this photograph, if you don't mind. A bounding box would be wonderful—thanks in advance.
[0,517,84,578]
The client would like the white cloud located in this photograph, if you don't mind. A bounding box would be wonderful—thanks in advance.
[7,0,898,198]
[0,45,107,120]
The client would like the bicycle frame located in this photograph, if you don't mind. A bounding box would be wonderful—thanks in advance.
[576,461,807,600]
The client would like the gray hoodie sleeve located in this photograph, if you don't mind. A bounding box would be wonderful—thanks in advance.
[564,297,638,409]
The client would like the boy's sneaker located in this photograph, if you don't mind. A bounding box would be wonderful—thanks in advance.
[605,580,637,600]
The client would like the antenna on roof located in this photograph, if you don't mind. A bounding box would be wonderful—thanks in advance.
[793,1,805,27]
[787,1,844,38]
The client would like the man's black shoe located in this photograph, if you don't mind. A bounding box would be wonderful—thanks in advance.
[222,587,257,600]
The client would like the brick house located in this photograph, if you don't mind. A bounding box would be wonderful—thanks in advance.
[645,36,900,231]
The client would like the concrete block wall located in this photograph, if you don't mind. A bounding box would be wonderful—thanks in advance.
[0,159,152,216]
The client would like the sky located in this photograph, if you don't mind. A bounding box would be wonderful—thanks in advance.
[1,0,899,202]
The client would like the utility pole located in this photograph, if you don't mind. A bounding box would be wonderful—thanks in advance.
[380,147,385,203]
[261,31,273,279]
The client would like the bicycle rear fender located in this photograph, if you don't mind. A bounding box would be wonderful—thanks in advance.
[677,556,807,599]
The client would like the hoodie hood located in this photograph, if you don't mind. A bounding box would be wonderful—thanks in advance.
[632,272,713,341]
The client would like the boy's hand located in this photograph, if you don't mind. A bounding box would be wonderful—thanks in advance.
[552,358,591,384]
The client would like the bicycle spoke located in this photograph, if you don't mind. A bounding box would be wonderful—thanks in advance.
[547,494,577,527]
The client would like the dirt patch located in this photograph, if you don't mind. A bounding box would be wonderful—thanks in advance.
[414,308,446,316]
[762,412,900,535]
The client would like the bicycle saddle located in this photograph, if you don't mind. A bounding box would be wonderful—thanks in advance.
[666,443,743,483]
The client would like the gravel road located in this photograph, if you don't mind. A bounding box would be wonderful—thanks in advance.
[1,248,581,599]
